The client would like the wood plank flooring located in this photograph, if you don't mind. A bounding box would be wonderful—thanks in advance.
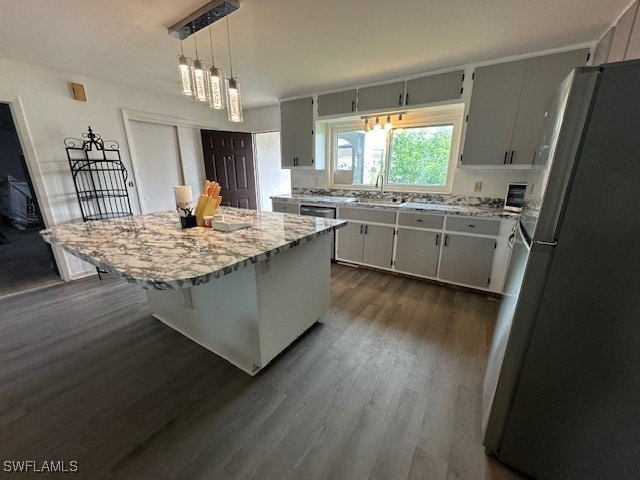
[0,264,526,480]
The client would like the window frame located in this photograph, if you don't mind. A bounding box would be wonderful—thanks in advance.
[328,106,463,194]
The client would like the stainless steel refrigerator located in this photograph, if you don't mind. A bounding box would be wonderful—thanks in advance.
[482,60,640,480]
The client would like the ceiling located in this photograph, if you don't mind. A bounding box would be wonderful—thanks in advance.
[0,0,629,109]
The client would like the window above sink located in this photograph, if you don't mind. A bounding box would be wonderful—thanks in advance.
[327,104,464,194]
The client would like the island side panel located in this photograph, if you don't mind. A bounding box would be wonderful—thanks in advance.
[145,265,263,375]
[256,234,332,366]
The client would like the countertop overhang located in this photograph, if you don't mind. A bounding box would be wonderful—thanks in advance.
[41,207,346,290]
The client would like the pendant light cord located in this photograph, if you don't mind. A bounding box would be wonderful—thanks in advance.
[226,17,234,78]
[180,40,184,57]
[208,19,215,66]
[193,26,199,59]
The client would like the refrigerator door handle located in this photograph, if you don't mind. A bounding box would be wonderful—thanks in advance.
[534,240,558,247]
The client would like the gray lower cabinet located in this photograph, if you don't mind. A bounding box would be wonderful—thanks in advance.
[362,224,395,268]
[337,222,394,268]
[272,201,299,214]
[357,81,405,112]
[394,228,440,277]
[336,222,364,263]
[439,234,496,287]
[317,89,357,116]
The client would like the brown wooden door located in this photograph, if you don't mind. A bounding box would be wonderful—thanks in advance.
[200,130,257,209]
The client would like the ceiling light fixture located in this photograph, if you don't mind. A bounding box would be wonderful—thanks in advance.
[224,16,243,122]
[373,117,381,131]
[170,0,242,120]
[178,41,194,96]
[363,118,370,132]
[207,21,225,109]
[384,115,393,130]
[191,28,210,103]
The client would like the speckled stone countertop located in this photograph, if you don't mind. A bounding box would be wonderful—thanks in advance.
[41,207,347,290]
[272,194,359,204]
[271,194,520,219]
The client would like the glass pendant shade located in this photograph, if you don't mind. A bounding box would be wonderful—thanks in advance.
[178,56,193,96]
[209,66,225,109]
[364,119,370,132]
[373,117,382,130]
[225,77,243,122]
[192,59,209,102]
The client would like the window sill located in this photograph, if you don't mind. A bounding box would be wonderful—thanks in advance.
[330,184,453,195]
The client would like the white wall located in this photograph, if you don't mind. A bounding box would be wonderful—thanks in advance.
[0,58,248,280]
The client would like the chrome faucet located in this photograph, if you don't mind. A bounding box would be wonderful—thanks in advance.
[375,170,385,195]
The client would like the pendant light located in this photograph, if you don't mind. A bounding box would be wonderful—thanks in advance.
[384,115,393,130]
[191,28,210,103]
[207,21,225,110]
[373,117,381,130]
[363,118,370,132]
[224,17,243,122]
[178,41,193,96]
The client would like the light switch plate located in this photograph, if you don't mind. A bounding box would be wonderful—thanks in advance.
[474,181,482,192]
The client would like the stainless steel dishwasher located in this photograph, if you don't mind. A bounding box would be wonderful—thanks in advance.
[299,205,337,260]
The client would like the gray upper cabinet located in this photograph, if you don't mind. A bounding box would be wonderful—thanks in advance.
[280,97,314,168]
[593,27,615,66]
[609,1,638,62]
[462,60,526,166]
[439,234,496,287]
[405,70,464,106]
[394,229,440,277]
[463,49,587,166]
[317,89,357,116]
[357,81,405,112]
[509,49,589,165]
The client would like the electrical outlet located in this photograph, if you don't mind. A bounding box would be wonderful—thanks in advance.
[474,181,482,192]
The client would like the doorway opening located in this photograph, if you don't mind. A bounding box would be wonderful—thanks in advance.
[0,103,59,297]
[254,131,290,211]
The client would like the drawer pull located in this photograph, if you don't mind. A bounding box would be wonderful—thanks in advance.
[468,224,475,228]
[416,219,423,223]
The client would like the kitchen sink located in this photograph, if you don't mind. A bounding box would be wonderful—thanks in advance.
[357,198,405,206]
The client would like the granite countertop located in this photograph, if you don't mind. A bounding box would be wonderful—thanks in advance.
[272,194,359,205]
[271,194,519,219]
[41,207,347,290]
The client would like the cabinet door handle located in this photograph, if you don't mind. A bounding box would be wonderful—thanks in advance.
[360,224,363,235]
[510,150,515,164]
[405,93,409,105]
[503,151,508,165]
[444,234,449,247]
[365,225,368,235]
[435,234,440,246]
[399,93,403,106]
[468,224,475,228]
[351,100,355,111]
[508,233,515,248]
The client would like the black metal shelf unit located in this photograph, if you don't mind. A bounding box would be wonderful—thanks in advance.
[65,127,132,221]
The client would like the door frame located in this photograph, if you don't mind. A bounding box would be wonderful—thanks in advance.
[0,95,65,280]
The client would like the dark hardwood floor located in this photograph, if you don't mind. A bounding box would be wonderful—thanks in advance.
[0,264,525,479]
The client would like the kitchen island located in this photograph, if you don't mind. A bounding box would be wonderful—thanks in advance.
[41,207,347,375]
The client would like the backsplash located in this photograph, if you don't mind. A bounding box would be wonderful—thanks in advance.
[291,188,504,208]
